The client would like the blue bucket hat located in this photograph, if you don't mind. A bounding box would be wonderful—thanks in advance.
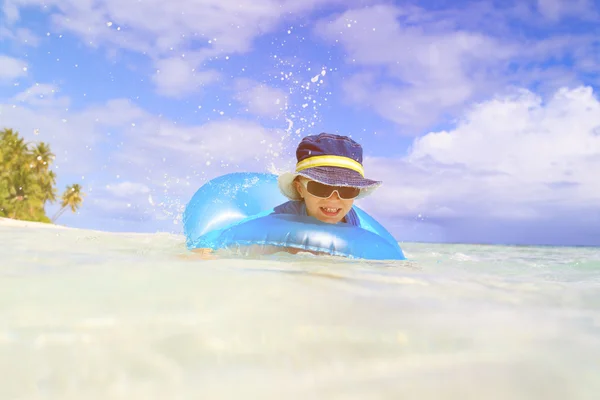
[277,133,382,201]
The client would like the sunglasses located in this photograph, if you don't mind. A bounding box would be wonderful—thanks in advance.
[300,179,361,200]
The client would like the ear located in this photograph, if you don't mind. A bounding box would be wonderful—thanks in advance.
[293,179,304,198]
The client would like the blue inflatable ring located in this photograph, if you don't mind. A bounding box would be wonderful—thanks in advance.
[183,172,406,260]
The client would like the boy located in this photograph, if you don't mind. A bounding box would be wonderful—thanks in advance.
[191,132,382,258]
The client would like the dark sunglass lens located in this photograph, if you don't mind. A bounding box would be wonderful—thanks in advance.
[306,181,360,199]
[306,181,331,197]
[338,187,360,199]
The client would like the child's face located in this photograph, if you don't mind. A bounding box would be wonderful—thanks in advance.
[294,178,356,224]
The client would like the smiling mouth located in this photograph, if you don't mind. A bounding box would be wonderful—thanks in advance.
[320,207,341,216]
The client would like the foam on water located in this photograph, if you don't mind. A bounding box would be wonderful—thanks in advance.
[2,220,600,399]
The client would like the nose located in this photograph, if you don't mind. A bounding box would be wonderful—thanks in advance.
[328,190,341,200]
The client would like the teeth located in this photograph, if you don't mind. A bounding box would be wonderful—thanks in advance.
[322,207,339,213]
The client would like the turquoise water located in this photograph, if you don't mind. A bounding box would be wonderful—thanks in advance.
[1,221,599,399]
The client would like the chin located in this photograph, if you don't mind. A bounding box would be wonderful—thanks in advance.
[320,217,342,224]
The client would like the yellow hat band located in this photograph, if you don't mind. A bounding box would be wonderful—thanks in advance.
[295,155,365,177]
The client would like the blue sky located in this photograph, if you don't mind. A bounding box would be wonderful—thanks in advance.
[1,0,600,246]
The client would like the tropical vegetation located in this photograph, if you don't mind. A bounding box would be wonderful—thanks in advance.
[0,128,84,223]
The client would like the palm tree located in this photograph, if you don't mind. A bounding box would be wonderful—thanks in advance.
[28,142,57,212]
[52,183,85,222]
[1,129,29,177]
[30,142,55,171]
[30,143,57,204]
[1,128,83,223]
[1,129,34,219]
[39,170,57,204]
[6,164,44,219]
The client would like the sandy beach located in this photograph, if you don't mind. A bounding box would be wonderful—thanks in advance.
[0,217,69,230]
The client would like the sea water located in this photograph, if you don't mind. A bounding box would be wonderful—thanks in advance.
[1,220,599,400]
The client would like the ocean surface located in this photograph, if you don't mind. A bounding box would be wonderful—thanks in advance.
[2,220,599,400]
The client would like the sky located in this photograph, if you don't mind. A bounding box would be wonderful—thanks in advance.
[1,0,600,246]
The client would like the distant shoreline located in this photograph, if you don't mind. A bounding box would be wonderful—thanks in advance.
[0,217,68,230]
[0,217,181,238]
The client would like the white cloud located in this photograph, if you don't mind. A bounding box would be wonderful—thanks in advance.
[88,197,151,222]
[12,83,69,107]
[4,0,341,96]
[234,79,288,117]
[537,0,597,21]
[2,0,20,24]
[151,58,221,98]
[102,119,296,226]
[0,54,28,81]
[359,86,600,224]
[105,181,150,197]
[0,93,147,172]
[0,26,40,45]
[313,4,517,130]
[312,4,600,133]
[125,118,290,170]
